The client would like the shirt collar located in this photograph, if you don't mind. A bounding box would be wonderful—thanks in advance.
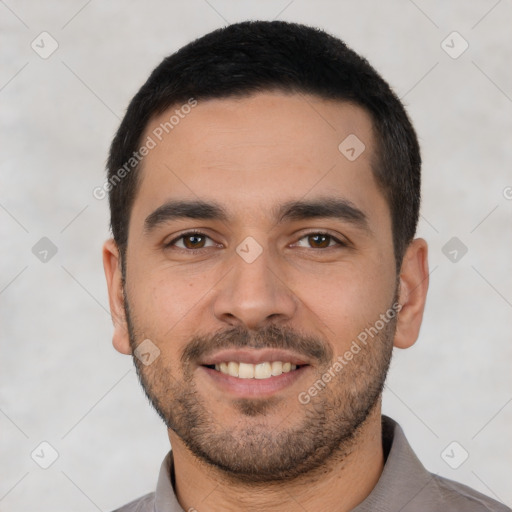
[352,416,434,511]
[154,450,182,511]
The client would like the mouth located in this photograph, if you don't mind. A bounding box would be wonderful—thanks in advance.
[198,349,311,397]
[203,361,306,379]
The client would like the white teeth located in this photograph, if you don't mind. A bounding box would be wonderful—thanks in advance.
[254,362,272,379]
[271,361,283,376]
[213,361,300,379]
[238,362,254,379]
[227,361,239,377]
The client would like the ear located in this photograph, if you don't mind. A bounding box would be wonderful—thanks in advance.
[102,239,132,355]
[394,238,429,349]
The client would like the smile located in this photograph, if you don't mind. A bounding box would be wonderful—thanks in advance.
[207,361,302,379]
[199,349,311,396]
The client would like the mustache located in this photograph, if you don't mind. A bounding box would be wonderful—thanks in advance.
[181,324,333,366]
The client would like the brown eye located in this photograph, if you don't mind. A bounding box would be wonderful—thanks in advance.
[182,234,206,249]
[294,232,345,249]
[307,234,334,248]
[166,232,216,250]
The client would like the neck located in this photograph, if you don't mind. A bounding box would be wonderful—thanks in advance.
[169,405,384,512]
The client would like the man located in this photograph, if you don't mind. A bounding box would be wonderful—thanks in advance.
[103,20,509,512]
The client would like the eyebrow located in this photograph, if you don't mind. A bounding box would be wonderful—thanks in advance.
[276,197,371,233]
[144,200,229,233]
[143,197,371,234]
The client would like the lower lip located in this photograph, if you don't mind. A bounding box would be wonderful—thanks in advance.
[200,365,310,397]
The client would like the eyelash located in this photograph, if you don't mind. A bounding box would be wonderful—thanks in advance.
[165,230,219,250]
[165,230,347,251]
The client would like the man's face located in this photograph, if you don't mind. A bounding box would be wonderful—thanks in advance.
[122,92,398,481]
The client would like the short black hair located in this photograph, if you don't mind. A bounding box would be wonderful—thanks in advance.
[107,20,421,272]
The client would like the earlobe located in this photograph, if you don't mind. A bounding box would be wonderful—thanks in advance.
[102,239,132,355]
[394,238,429,349]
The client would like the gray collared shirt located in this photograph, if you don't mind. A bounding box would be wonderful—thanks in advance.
[113,416,510,511]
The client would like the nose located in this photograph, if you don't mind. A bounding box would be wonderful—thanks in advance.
[212,240,298,330]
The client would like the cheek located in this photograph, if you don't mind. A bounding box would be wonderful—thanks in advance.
[127,265,205,337]
[296,261,395,350]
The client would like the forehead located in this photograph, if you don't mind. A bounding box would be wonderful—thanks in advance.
[132,92,387,228]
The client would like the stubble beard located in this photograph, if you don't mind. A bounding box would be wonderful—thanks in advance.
[124,293,396,483]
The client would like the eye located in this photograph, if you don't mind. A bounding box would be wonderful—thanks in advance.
[294,232,345,249]
[166,231,217,250]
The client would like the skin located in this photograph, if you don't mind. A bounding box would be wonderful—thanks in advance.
[103,92,429,512]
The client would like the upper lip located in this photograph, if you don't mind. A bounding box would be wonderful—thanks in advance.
[199,348,311,366]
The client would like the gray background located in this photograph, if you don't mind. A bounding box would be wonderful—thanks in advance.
[1,0,511,510]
